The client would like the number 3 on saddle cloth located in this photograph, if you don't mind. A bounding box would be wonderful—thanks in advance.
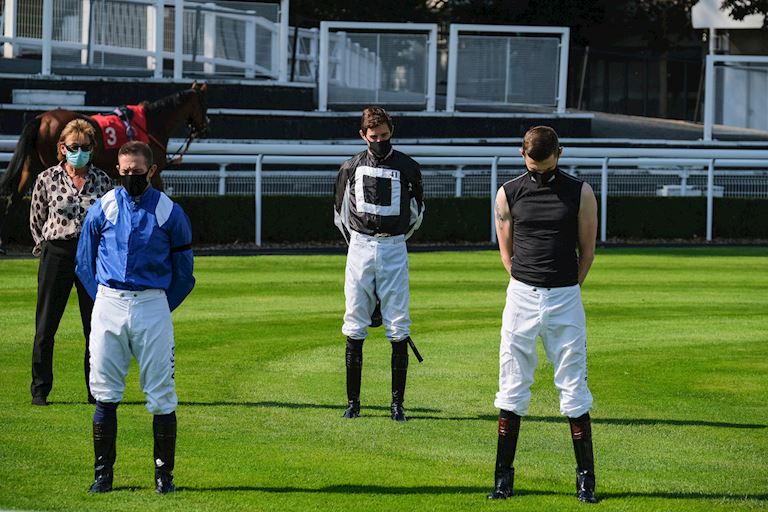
[91,105,149,149]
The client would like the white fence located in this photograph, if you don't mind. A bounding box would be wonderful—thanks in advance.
[446,24,569,113]
[2,141,767,245]
[318,22,438,111]
[0,0,289,79]
[704,54,768,140]
[0,4,572,114]
[288,26,317,82]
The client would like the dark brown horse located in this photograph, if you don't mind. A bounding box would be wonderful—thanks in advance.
[0,82,209,253]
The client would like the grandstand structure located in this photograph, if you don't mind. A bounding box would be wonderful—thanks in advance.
[1,0,767,245]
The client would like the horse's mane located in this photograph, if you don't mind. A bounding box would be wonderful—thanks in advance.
[143,89,189,116]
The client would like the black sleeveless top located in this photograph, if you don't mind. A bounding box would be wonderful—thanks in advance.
[502,168,583,287]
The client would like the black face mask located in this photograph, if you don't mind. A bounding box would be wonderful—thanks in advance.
[527,168,558,186]
[120,174,150,197]
[368,139,392,160]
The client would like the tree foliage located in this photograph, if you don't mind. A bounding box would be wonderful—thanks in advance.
[720,0,768,26]
[613,0,700,51]
[289,0,703,49]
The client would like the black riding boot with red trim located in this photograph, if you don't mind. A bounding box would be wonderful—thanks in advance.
[488,410,520,499]
[570,413,598,503]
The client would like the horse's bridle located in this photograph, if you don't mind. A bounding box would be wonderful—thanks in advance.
[161,88,209,166]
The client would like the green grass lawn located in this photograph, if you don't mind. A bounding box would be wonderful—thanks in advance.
[1,247,766,512]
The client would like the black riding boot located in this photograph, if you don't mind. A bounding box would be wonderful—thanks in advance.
[390,340,409,421]
[570,413,597,503]
[342,338,364,418]
[488,410,520,499]
[153,415,177,494]
[89,420,116,493]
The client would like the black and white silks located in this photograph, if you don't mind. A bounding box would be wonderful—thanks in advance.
[334,149,424,242]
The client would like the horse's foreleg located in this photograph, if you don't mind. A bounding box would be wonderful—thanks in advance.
[0,155,33,254]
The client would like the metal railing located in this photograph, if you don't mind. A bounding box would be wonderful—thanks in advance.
[0,0,289,80]
[704,55,768,140]
[2,141,767,246]
[446,24,569,113]
[318,21,439,112]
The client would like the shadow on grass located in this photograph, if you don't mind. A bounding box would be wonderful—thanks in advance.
[174,485,768,501]
[51,400,766,429]
[175,484,549,496]
[602,491,768,501]
[408,414,767,429]
[179,400,442,414]
[473,415,767,430]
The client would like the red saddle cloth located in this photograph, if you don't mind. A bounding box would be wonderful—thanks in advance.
[91,105,149,150]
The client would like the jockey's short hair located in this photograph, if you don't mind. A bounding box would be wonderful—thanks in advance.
[118,140,154,167]
[360,106,393,133]
[522,126,560,162]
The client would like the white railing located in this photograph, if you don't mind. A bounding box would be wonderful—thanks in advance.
[289,26,318,82]
[2,142,767,246]
[446,24,570,113]
[704,54,768,140]
[318,21,438,111]
[0,0,289,80]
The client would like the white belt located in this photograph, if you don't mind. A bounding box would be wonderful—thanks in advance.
[97,284,165,299]
[350,231,405,244]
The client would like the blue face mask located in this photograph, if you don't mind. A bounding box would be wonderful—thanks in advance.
[65,149,91,169]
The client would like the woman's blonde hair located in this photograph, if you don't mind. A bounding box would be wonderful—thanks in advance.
[57,118,98,161]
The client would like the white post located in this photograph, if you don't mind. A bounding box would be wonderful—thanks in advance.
[3,0,16,59]
[426,25,437,112]
[338,32,349,87]
[147,2,155,70]
[490,157,498,244]
[318,22,329,111]
[152,0,164,78]
[41,0,53,75]
[80,0,91,65]
[706,159,714,241]
[454,166,463,198]
[173,0,183,79]
[308,27,318,82]
[557,27,570,113]
[703,55,715,141]
[255,155,263,246]
[203,3,216,74]
[244,14,256,79]
[364,48,372,88]
[445,24,458,112]
[218,164,227,196]
[374,35,381,104]
[709,27,716,55]
[351,42,360,87]
[278,0,289,82]
[680,170,688,197]
[504,38,511,104]
[600,157,608,243]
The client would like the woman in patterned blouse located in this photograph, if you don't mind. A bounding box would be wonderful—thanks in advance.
[29,119,112,406]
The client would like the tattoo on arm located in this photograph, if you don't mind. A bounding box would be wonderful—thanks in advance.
[494,202,505,222]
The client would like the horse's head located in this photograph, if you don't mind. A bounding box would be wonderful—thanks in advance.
[186,81,209,139]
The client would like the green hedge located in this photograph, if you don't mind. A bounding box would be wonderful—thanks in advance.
[3,196,767,246]
[175,196,492,243]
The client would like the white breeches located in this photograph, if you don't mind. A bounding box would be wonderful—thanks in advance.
[494,278,593,418]
[342,232,411,341]
[89,285,177,415]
